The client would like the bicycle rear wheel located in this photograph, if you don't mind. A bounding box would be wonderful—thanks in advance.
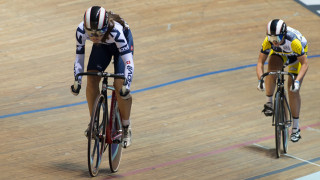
[88,94,106,177]
[274,92,281,158]
[282,96,289,154]
[108,92,123,172]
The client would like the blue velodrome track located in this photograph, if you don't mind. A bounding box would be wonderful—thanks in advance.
[1,54,320,119]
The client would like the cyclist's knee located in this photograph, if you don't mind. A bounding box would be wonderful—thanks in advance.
[114,79,132,100]
[114,79,124,91]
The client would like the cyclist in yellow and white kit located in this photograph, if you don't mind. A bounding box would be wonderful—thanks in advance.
[256,19,309,142]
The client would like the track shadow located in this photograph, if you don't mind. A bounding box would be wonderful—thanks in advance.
[50,162,89,177]
[49,162,115,178]
[244,144,279,159]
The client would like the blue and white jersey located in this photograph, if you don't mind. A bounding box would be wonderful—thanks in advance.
[74,21,134,89]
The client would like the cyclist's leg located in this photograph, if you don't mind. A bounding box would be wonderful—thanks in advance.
[87,44,113,117]
[287,61,302,118]
[114,77,132,148]
[266,54,284,96]
[114,70,132,148]
[287,58,303,142]
[113,57,132,126]
[114,79,132,121]
[262,54,284,116]
[86,72,101,117]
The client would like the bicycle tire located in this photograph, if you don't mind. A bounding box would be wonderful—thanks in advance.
[274,92,281,158]
[88,94,106,177]
[108,92,123,172]
[282,96,289,154]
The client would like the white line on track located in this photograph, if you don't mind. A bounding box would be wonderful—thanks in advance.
[306,127,320,133]
[253,143,270,150]
[252,144,320,167]
[284,154,320,167]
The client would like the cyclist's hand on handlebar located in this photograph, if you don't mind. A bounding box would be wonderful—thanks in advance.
[70,82,81,96]
[257,80,265,91]
[120,85,131,99]
[290,80,300,92]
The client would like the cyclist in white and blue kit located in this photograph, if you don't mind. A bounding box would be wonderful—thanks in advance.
[256,19,309,143]
[71,6,134,147]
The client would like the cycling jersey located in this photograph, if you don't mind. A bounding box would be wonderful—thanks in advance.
[74,21,134,90]
[260,26,308,74]
[261,27,307,56]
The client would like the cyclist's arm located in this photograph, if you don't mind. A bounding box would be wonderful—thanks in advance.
[296,54,308,82]
[110,25,134,90]
[291,39,308,82]
[257,37,271,79]
[121,53,134,90]
[74,22,87,84]
[256,52,268,80]
[74,54,85,84]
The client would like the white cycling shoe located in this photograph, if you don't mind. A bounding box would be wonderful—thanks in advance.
[122,125,132,148]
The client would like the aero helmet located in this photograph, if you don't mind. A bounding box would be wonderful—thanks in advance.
[266,19,287,43]
[83,6,108,37]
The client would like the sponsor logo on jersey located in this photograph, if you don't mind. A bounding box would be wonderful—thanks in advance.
[120,45,129,52]
[126,65,133,83]
[76,27,85,44]
[281,45,291,52]
[110,29,125,43]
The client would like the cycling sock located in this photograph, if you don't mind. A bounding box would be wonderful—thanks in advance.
[266,95,273,103]
[292,117,299,133]
[122,119,130,127]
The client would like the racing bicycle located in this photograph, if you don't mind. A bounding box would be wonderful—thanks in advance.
[260,67,295,158]
[74,72,125,176]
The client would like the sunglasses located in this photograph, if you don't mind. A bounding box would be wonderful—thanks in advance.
[267,34,284,43]
[84,26,108,37]
[86,30,106,37]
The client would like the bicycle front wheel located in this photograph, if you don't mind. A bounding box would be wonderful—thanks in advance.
[282,96,289,154]
[88,94,106,177]
[108,92,123,172]
[274,92,282,158]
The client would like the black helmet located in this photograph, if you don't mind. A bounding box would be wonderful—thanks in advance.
[266,19,287,43]
[83,6,108,37]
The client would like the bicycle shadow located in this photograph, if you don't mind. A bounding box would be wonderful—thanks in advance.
[50,162,90,177]
[50,162,114,178]
[244,144,291,159]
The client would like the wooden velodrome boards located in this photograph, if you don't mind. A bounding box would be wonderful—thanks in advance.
[1,0,320,179]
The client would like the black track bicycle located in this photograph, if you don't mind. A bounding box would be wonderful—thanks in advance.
[74,72,125,176]
[260,67,295,158]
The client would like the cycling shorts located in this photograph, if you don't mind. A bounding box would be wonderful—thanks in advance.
[87,29,134,75]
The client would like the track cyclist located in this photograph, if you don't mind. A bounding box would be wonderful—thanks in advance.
[70,6,134,147]
[256,19,309,143]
